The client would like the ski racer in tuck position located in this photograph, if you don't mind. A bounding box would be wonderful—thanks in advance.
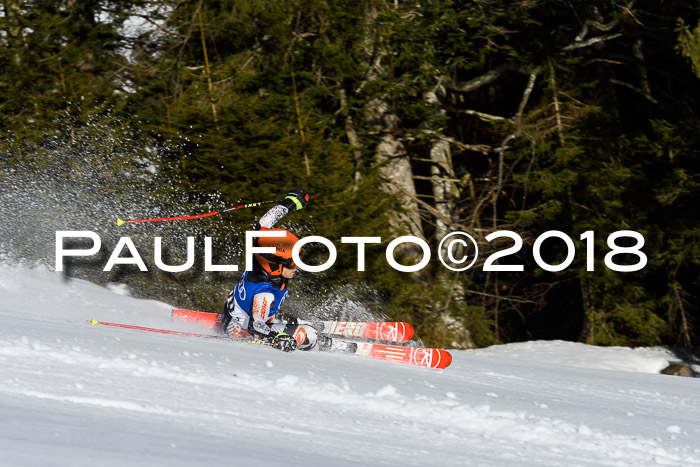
[221,190,327,352]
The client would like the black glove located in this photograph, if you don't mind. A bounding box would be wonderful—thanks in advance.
[285,314,299,326]
[278,311,298,326]
[282,189,309,212]
[271,333,298,352]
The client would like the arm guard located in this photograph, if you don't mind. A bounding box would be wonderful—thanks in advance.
[247,292,276,340]
[255,204,290,230]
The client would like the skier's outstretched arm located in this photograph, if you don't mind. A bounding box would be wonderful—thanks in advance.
[255,189,309,230]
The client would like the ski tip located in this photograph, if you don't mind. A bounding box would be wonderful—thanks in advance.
[437,349,452,369]
[116,218,125,226]
[90,319,99,326]
[403,323,415,341]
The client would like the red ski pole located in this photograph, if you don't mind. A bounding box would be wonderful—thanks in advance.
[89,319,273,347]
[115,199,282,226]
[90,319,219,338]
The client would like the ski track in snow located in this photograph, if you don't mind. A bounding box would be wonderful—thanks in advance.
[1,264,699,466]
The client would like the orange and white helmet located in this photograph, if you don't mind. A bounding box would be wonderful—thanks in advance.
[255,228,300,276]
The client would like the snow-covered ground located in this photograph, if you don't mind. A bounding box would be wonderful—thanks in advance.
[471,340,694,375]
[1,264,699,466]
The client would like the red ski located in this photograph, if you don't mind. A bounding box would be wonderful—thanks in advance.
[171,309,415,343]
[353,342,452,369]
[172,308,221,326]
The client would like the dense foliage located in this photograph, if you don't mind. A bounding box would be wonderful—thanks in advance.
[1,0,699,349]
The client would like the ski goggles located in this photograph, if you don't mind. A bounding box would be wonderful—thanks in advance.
[261,253,296,269]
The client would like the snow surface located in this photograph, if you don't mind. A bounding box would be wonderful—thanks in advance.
[1,264,699,466]
[472,341,687,374]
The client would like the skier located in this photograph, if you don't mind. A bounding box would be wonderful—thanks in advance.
[221,189,321,352]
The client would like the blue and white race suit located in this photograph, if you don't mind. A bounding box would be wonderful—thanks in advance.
[221,202,317,350]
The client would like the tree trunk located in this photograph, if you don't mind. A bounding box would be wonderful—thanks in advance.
[339,88,363,187]
[429,136,456,239]
[4,0,26,67]
[425,89,474,348]
[358,5,424,246]
[375,132,424,242]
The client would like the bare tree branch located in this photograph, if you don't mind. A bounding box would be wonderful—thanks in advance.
[448,66,505,93]
[610,78,659,104]
[562,32,623,51]
[446,108,508,122]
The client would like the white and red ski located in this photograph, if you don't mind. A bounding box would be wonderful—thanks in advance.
[303,320,414,342]
[350,342,452,369]
[171,309,415,343]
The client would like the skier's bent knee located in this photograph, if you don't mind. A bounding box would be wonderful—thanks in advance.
[289,324,318,351]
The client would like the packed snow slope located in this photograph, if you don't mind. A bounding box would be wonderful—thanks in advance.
[1,264,699,467]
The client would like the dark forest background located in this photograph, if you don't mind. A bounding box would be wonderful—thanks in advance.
[1,0,699,350]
